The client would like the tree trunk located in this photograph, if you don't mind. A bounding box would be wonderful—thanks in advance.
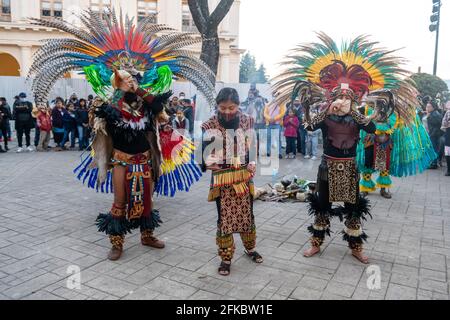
[200,30,220,76]
[188,0,234,85]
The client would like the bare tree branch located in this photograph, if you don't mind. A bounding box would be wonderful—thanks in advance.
[209,0,234,28]
[187,0,208,33]
[187,0,235,79]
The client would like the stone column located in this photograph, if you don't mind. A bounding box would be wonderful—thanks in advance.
[19,45,32,77]
[158,0,182,31]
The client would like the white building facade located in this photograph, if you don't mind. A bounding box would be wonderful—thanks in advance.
[0,0,242,82]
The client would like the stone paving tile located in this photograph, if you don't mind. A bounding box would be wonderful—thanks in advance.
[84,275,138,298]
[3,272,61,299]
[1,145,450,300]
[385,284,417,300]
[290,286,322,300]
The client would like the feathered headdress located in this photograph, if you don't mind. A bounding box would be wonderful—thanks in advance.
[27,7,216,106]
[271,32,419,124]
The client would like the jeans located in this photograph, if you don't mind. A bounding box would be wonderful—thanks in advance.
[0,127,8,148]
[77,125,89,149]
[297,127,306,155]
[306,134,319,157]
[430,135,441,166]
[285,137,297,155]
[266,124,282,156]
[0,123,10,139]
[62,126,76,148]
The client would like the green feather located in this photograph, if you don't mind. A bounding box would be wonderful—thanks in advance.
[83,64,111,100]
[146,65,173,94]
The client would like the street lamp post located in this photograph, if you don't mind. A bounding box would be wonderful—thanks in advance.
[429,0,442,76]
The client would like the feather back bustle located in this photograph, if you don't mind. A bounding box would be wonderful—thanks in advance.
[271,32,420,126]
[27,8,216,107]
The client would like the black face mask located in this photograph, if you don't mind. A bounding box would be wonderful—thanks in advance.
[218,111,240,129]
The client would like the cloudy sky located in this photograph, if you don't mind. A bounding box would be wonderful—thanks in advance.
[239,0,450,81]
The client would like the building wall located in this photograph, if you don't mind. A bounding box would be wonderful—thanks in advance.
[0,0,242,82]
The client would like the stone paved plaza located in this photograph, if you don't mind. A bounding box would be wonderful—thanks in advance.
[0,139,450,300]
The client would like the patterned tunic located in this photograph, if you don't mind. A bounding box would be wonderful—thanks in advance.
[201,113,256,235]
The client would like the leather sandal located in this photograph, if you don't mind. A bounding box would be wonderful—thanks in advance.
[218,261,231,276]
[245,250,263,263]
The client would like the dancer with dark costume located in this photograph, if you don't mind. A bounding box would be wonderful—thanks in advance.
[28,8,216,261]
[201,88,262,276]
[271,33,421,264]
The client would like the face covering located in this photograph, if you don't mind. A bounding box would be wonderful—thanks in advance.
[218,111,240,129]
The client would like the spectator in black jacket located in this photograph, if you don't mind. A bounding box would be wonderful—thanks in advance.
[181,98,194,137]
[426,100,444,169]
[61,102,77,150]
[87,94,94,108]
[66,93,79,107]
[51,97,67,151]
[0,97,11,147]
[13,92,34,153]
[75,99,90,150]
[0,97,12,152]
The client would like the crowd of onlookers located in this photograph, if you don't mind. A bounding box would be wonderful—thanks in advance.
[239,84,321,160]
[0,91,197,154]
[419,96,450,175]
[0,92,91,153]
[165,92,195,138]
[1,87,449,177]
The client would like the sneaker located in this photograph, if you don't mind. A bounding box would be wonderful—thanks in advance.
[311,156,318,161]
[16,147,24,153]
[304,155,311,159]
[26,146,35,152]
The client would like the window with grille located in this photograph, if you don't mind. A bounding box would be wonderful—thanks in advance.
[182,1,197,32]
[90,0,111,20]
[0,0,11,22]
[137,0,157,24]
[41,0,63,19]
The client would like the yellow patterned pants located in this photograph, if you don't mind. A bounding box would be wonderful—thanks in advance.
[216,229,257,262]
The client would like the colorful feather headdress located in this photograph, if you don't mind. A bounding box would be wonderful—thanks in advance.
[27,7,216,106]
[271,32,419,124]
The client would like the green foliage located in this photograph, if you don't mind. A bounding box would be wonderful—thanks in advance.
[239,52,256,83]
[255,64,269,83]
[411,73,448,100]
[239,52,268,83]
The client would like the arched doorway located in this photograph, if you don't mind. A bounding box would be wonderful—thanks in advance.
[0,53,20,76]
